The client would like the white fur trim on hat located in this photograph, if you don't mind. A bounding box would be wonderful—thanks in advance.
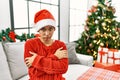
[34,19,56,32]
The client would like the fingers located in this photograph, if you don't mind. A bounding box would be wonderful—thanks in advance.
[25,57,29,61]
[26,62,32,68]
[58,47,63,50]
[29,51,35,55]
[61,50,67,53]
[62,53,68,58]
[25,57,32,68]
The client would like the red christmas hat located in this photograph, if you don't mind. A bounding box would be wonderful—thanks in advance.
[34,9,56,31]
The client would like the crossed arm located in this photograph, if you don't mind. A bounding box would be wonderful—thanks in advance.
[24,45,68,74]
[25,47,68,68]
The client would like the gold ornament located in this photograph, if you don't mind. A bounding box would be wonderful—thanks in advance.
[93,40,97,43]
[97,40,100,44]
[100,42,104,46]
[113,36,116,40]
[95,20,98,24]
[103,26,107,30]
[103,33,107,38]
[112,28,115,31]
[102,22,106,27]
[101,34,103,37]
[105,19,112,23]
[109,34,112,37]
[107,28,110,31]
[96,28,100,33]
[93,51,97,59]
[89,43,93,48]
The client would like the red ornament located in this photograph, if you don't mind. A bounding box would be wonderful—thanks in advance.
[2,36,6,41]
[88,5,97,13]
[8,31,16,42]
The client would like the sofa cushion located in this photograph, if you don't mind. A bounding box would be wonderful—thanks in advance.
[0,42,12,80]
[3,42,28,80]
[66,42,80,64]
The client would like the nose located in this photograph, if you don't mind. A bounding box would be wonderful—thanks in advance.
[45,31,49,35]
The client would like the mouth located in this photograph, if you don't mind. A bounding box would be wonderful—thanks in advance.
[43,37,50,40]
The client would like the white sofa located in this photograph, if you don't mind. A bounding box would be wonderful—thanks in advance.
[0,41,93,80]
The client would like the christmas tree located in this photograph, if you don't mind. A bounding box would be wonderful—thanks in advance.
[75,0,120,60]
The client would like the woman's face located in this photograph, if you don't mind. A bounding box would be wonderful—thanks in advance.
[38,25,55,41]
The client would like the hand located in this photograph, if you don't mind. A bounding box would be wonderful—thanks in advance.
[25,51,37,67]
[54,47,68,59]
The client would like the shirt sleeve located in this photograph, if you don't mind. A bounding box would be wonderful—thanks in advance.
[24,40,46,76]
[32,42,68,74]
[24,40,35,59]
[32,56,68,74]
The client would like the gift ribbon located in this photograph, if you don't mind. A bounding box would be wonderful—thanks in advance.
[98,48,107,63]
[108,49,119,64]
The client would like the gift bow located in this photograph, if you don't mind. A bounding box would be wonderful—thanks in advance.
[98,47,108,63]
[108,49,119,64]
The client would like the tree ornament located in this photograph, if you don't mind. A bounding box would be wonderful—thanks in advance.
[112,28,115,31]
[95,20,99,24]
[89,43,93,48]
[105,19,112,23]
[87,49,91,53]
[107,28,110,32]
[103,33,107,38]
[113,36,116,40]
[97,40,100,44]
[93,51,97,59]
[97,16,100,19]
[101,34,103,37]
[100,42,104,46]
[96,28,100,33]
[107,25,109,28]
[102,22,106,27]
[91,6,98,12]
[103,26,107,30]
[93,40,97,43]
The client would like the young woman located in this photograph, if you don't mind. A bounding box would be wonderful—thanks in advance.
[24,9,68,80]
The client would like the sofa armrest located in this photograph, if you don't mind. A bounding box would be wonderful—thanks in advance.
[76,53,93,67]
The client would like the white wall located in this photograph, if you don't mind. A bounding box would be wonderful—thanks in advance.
[0,0,11,30]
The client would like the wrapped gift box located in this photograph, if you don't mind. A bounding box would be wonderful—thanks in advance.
[95,48,120,72]
[97,47,108,63]
[94,61,120,72]
[108,49,120,64]
[97,47,120,64]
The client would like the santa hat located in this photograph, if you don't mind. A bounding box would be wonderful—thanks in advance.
[34,9,56,32]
